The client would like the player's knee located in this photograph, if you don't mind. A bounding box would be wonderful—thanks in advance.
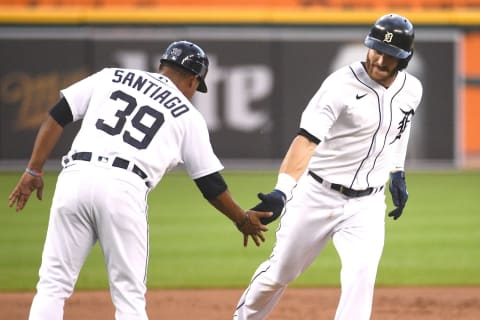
[342,261,378,286]
[253,260,298,287]
[264,268,298,287]
[36,277,75,300]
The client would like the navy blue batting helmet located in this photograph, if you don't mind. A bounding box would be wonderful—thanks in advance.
[364,13,414,69]
[160,40,209,93]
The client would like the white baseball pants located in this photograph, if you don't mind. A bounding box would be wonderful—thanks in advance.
[234,173,386,320]
[28,163,150,320]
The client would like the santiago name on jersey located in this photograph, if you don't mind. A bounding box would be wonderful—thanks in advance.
[61,68,223,188]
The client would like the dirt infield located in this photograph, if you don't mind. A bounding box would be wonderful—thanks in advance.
[2,287,480,319]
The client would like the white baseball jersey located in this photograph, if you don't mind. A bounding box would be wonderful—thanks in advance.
[61,67,223,187]
[301,61,422,190]
[234,62,423,320]
[28,68,224,320]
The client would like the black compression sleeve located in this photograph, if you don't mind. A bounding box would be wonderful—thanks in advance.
[298,128,321,144]
[194,172,228,200]
[49,97,73,127]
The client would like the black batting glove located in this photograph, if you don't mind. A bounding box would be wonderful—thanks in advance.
[388,171,408,220]
[251,189,286,225]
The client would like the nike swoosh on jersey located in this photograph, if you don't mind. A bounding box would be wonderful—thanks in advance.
[356,93,368,99]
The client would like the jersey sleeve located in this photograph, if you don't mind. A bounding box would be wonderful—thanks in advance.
[391,74,423,171]
[181,112,224,180]
[390,124,411,171]
[300,78,343,141]
[60,68,106,122]
[409,75,423,113]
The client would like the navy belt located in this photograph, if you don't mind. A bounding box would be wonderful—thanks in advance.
[308,170,382,198]
[69,152,150,187]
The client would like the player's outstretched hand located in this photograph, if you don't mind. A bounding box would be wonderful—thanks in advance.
[236,210,272,247]
[8,173,44,212]
[388,171,408,220]
[251,189,286,225]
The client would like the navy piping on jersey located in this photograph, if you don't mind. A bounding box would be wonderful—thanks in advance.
[366,73,407,185]
[145,71,168,84]
[348,66,382,189]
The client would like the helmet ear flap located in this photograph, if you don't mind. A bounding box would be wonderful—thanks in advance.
[398,49,413,70]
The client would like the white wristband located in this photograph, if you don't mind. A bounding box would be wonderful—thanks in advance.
[274,173,297,196]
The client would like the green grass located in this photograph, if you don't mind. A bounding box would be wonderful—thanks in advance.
[377,171,480,286]
[1,170,479,291]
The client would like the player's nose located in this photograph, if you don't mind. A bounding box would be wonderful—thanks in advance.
[377,53,385,65]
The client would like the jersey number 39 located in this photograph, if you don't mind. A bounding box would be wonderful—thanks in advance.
[96,90,164,150]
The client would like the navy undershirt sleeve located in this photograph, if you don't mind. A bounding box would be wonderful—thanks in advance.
[194,172,228,200]
[298,128,321,144]
[49,97,73,127]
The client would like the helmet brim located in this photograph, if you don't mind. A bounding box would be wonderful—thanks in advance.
[364,37,411,59]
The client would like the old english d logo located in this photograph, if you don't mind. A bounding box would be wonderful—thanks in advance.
[384,32,393,43]
[390,108,414,144]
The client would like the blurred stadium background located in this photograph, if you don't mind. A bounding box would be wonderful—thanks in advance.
[1,0,480,311]
[0,0,479,172]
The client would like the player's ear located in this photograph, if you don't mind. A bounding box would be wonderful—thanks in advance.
[179,75,199,100]
[187,75,200,91]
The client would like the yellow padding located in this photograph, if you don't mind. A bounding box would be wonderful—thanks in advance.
[0,7,479,25]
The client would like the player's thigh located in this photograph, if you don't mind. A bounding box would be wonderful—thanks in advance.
[332,194,386,270]
[39,172,97,290]
[94,178,149,280]
[270,187,342,283]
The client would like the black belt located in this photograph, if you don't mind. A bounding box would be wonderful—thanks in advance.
[69,152,150,187]
[308,170,382,198]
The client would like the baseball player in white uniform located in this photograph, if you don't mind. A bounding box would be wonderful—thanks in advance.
[234,14,423,319]
[8,40,271,320]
